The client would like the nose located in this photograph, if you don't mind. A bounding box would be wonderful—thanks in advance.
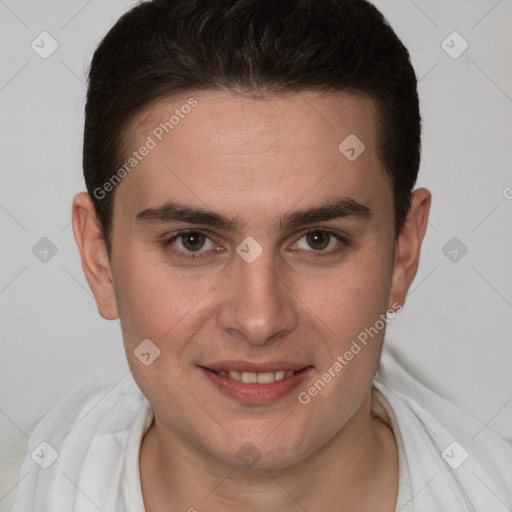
[218,249,299,346]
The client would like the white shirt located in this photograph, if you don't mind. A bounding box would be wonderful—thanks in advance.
[115,400,153,511]
[8,347,512,511]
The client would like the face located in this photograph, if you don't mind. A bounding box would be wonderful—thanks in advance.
[88,91,410,469]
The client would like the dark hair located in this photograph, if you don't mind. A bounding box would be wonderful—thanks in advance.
[83,0,421,254]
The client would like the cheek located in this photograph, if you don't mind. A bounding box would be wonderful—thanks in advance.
[307,248,393,337]
[297,255,391,421]
[112,247,209,349]
[112,253,209,411]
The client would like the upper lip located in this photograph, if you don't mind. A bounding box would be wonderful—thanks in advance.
[201,361,311,373]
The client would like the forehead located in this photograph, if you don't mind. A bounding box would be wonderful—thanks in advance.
[116,90,389,217]
[129,90,378,153]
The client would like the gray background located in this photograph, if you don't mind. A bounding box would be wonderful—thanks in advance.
[1,0,511,507]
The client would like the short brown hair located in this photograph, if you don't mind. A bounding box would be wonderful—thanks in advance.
[83,0,421,253]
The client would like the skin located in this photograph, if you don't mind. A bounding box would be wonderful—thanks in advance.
[72,90,431,511]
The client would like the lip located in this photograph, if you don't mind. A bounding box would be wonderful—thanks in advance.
[203,360,309,373]
[199,365,313,404]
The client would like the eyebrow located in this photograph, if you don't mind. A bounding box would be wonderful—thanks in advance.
[135,197,372,232]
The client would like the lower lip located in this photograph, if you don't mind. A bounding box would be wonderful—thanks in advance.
[199,367,313,404]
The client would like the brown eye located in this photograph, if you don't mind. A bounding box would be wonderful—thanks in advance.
[305,230,330,250]
[180,232,206,251]
[165,230,217,258]
[293,229,348,255]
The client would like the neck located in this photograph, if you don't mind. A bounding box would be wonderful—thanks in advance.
[139,390,399,512]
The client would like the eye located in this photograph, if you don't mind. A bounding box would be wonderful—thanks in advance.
[165,230,217,258]
[163,228,349,261]
[293,229,347,253]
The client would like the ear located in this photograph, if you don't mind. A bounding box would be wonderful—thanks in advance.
[388,188,431,311]
[71,192,119,320]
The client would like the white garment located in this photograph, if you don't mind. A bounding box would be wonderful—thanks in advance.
[8,348,512,511]
[115,400,154,512]
[374,388,415,512]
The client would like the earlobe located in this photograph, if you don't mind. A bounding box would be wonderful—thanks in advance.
[388,188,431,310]
[71,192,119,320]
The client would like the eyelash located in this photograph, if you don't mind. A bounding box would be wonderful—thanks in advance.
[163,228,350,260]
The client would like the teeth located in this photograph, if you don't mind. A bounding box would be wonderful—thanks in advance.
[257,372,275,384]
[220,370,298,383]
[274,370,285,381]
[241,372,257,383]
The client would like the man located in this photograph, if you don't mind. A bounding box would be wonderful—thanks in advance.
[9,0,512,511]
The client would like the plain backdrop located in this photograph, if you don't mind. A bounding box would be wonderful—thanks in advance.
[1,0,511,504]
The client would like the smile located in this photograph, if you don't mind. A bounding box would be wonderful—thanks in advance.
[213,369,297,383]
[200,366,313,403]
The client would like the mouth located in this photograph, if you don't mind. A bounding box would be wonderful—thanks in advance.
[210,368,300,383]
[199,364,313,404]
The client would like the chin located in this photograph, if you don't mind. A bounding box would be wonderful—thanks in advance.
[204,430,312,470]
